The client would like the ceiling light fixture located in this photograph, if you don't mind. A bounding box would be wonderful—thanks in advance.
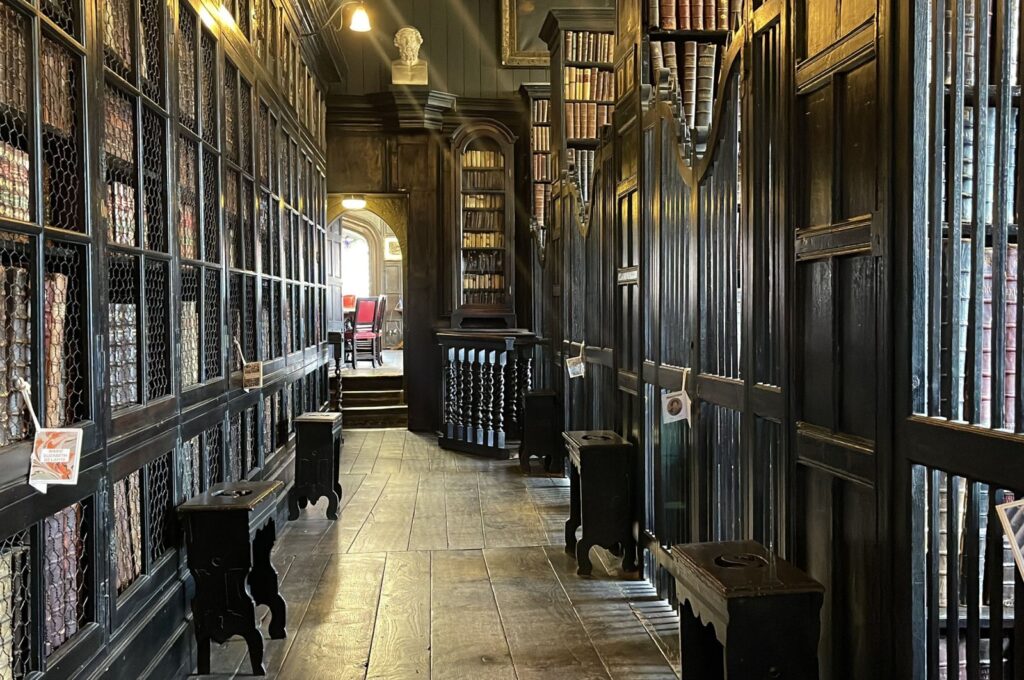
[342,194,367,210]
[348,2,371,32]
[301,1,371,37]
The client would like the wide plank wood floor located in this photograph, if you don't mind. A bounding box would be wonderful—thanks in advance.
[198,429,679,679]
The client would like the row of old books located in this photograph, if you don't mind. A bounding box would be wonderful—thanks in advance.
[0,12,74,135]
[463,231,503,249]
[0,537,30,678]
[44,272,69,429]
[464,211,503,230]
[532,153,552,181]
[565,102,612,141]
[463,251,504,274]
[113,471,142,594]
[43,504,82,657]
[939,4,1020,87]
[0,7,28,115]
[462,273,505,290]
[464,194,503,210]
[464,170,504,191]
[944,240,1018,430]
[650,40,718,136]
[182,301,199,388]
[0,264,29,447]
[0,142,29,223]
[564,31,613,64]
[564,67,614,103]
[102,0,132,72]
[462,149,503,169]
[650,0,737,31]
[104,94,133,165]
[533,183,551,225]
[531,126,551,153]
[943,106,1018,227]
[532,99,550,124]
[109,302,137,410]
[568,148,596,205]
[107,181,136,247]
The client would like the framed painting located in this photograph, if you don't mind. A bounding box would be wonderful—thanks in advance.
[501,0,612,67]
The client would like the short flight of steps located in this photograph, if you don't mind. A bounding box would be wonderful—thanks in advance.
[341,374,407,429]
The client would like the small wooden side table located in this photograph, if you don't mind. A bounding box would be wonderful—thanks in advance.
[289,411,344,520]
[671,540,824,679]
[563,430,636,576]
[179,480,287,676]
[519,391,565,473]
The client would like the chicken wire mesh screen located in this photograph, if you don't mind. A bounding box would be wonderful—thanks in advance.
[239,76,251,170]
[242,178,254,271]
[102,0,132,78]
[177,6,196,131]
[103,85,138,248]
[200,30,216,144]
[223,62,237,164]
[180,265,200,388]
[41,37,82,233]
[258,102,269,186]
[112,469,142,595]
[139,0,163,102]
[43,500,90,658]
[225,169,239,268]
[144,260,169,400]
[41,0,77,37]
[178,136,198,260]
[261,393,273,460]
[203,268,221,381]
[141,107,167,252]
[244,275,256,362]
[229,273,242,372]
[244,405,257,475]
[108,254,139,410]
[0,529,31,678]
[258,192,271,274]
[0,5,31,226]
[44,240,86,428]
[180,435,201,500]
[228,411,242,481]
[204,424,222,486]
[202,148,219,263]
[0,232,31,447]
[146,451,173,564]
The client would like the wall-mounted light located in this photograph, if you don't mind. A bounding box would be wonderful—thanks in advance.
[347,2,371,32]
[342,194,367,210]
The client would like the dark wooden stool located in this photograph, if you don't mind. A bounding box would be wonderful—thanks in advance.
[519,391,565,474]
[179,480,287,676]
[671,540,824,680]
[289,411,343,520]
[563,430,636,576]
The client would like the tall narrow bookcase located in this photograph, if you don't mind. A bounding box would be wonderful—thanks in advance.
[521,85,553,230]
[452,121,517,327]
[541,9,616,208]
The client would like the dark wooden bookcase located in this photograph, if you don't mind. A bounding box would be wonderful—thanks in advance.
[0,0,329,675]
[451,120,517,328]
[520,84,553,229]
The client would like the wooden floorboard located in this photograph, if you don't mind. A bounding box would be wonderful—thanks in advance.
[197,429,676,679]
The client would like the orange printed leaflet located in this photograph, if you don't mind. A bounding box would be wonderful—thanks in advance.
[28,428,82,494]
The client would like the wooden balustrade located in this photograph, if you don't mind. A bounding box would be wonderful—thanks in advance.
[437,329,537,458]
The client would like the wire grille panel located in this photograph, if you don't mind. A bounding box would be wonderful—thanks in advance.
[0,233,30,447]
[177,7,196,131]
[229,273,242,371]
[43,500,89,658]
[41,0,76,37]
[225,169,239,268]
[228,411,242,481]
[180,435,200,499]
[237,0,250,40]
[146,451,172,563]
[200,30,216,143]
[44,240,85,428]
[238,78,250,170]
[112,469,142,595]
[204,424,221,486]
[178,136,198,259]
[262,393,273,459]
[203,268,220,381]
[244,275,256,362]
[181,265,199,388]
[0,5,30,225]
[139,0,162,101]
[242,178,254,271]
[282,284,292,355]
[258,192,271,274]
[108,254,139,411]
[142,107,166,252]
[258,101,269,186]
[104,85,137,248]
[224,62,237,163]
[202,148,219,263]
[41,37,81,232]
[144,260,169,400]
[102,0,132,78]
[0,530,31,678]
[244,405,256,474]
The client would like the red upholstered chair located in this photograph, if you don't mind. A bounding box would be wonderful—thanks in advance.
[373,294,387,365]
[344,297,381,368]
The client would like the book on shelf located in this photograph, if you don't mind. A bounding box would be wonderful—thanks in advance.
[113,472,143,593]
[109,302,137,409]
[568,148,596,204]
[102,0,131,69]
[44,273,68,428]
[107,181,136,246]
[43,504,80,656]
[533,183,552,223]
[532,153,552,182]
[564,67,614,102]
[104,94,134,164]
[463,193,503,209]
[657,0,674,29]
[683,41,697,127]
[694,43,717,138]
[41,44,74,135]
[532,99,550,123]
[0,540,30,678]
[463,210,503,230]
[0,141,30,223]
[0,8,28,115]
[3,267,28,447]
[563,31,613,63]
[462,149,503,169]
[463,231,503,249]
[183,300,199,387]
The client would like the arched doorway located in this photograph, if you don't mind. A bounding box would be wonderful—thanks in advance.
[336,210,404,351]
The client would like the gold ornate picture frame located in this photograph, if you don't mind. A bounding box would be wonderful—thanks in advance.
[501,0,549,67]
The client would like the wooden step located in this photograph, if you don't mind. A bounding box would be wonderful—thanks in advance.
[343,389,405,407]
[341,374,404,392]
[342,404,409,429]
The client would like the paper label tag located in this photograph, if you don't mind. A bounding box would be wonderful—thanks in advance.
[662,389,691,424]
[29,428,83,494]
[566,355,586,379]
[242,361,264,391]
[997,497,1024,582]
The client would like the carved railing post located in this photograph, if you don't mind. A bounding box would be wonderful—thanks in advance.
[494,349,507,449]
[481,350,493,447]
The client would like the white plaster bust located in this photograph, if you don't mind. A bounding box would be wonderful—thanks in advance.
[392,27,428,85]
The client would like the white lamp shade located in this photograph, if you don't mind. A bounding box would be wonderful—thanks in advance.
[342,195,367,210]
[349,4,370,32]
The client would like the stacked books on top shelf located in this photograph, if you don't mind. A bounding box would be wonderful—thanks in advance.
[531,97,552,225]
[564,30,613,63]
[567,148,596,205]
[649,0,738,31]
[0,251,30,447]
[0,143,30,223]
[650,39,718,150]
